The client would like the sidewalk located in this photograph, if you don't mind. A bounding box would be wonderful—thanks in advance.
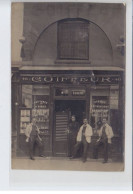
[11,157,124,171]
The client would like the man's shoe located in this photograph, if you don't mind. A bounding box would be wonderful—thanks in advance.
[39,155,44,157]
[102,160,107,163]
[69,156,75,159]
[82,158,87,163]
[30,157,35,160]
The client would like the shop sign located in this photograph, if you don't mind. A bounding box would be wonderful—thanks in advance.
[21,75,121,84]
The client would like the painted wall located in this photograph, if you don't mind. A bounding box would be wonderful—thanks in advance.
[11,3,24,65]
[33,21,113,67]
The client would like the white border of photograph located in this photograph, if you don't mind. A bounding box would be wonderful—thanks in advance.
[0,0,132,190]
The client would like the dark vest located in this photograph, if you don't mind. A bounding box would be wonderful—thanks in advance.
[69,121,79,134]
[101,125,107,140]
[30,124,37,136]
[81,126,86,142]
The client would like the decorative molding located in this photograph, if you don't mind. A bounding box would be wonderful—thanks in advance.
[19,65,124,71]
[116,35,125,56]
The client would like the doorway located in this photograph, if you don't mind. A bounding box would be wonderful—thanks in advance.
[53,100,86,156]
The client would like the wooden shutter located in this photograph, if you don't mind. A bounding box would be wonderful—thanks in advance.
[55,112,68,141]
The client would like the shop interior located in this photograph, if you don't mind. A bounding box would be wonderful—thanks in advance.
[55,100,86,125]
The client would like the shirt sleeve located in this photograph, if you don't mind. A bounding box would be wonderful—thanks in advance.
[36,125,40,134]
[76,127,82,142]
[108,126,114,138]
[25,124,31,138]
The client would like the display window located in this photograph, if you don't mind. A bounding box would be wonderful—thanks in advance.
[20,85,50,134]
[90,85,119,134]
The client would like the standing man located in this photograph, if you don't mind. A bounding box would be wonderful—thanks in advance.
[25,117,44,160]
[68,115,79,157]
[93,117,114,163]
[70,118,93,163]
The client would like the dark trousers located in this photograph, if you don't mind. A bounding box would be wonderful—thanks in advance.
[29,135,43,158]
[73,139,89,160]
[93,139,108,162]
[68,134,76,157]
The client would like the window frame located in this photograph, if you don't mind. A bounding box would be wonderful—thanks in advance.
[57,19,90,60]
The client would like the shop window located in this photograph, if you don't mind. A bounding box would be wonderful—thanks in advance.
[110,85,119,110]
[110,85,120,134]
[58,20,89,60]
[32,85,50,96]
[22,85,50,107]
[90,85,119,135]
[20,85,50,134]
[32,95,50,131]
[22,85,32,108]
[91,96,110,129]
[90,87,110,133]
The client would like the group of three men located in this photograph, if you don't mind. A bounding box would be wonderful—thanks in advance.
[25,116,114,163]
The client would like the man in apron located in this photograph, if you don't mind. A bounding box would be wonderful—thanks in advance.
[93,117,114,163]
[25,117,44,160]
[70,118,93,163]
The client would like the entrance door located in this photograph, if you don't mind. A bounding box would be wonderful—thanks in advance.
[53,100,86,156]
[54,111,69,156]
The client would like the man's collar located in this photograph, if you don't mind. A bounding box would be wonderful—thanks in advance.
[83,124,88,127]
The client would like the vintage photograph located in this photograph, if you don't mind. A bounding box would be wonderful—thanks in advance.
[11,2,125,171]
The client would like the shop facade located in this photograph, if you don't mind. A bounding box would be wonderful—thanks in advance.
[12,70,124,160]
[11,2,125,161]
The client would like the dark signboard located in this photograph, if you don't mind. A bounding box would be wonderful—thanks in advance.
[20,74,121,84]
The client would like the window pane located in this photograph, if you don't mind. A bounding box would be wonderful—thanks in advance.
[22,85,50,107]
[32,85,50,95]
[110,85,119,109]
[22,85,32,108]
[58,21,89,59]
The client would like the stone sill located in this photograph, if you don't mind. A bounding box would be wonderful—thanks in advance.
[55,59,91,65]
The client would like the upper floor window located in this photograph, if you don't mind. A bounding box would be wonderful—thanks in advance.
[58,20,89,60]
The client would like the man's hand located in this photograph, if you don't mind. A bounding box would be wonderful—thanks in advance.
[96,138,101,142]
[40,131,45,135]
[26,137,29,142]
[66,129,71,134]
[37,135,42,141]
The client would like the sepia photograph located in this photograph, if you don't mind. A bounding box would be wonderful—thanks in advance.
[11,2,126,172]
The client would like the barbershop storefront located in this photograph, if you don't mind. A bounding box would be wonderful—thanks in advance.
[12,70,124,160]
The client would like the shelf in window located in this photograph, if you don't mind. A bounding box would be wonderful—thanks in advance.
[40,128,49,130]
[20,117,30,122]
[33,108,48,109]
[36,121,49,123]
[20,121,30,123]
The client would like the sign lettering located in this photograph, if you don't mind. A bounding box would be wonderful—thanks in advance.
[21,75,121,84]
[31,76,41,82]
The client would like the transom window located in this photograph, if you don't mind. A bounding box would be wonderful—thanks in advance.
[58,20,89,60]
